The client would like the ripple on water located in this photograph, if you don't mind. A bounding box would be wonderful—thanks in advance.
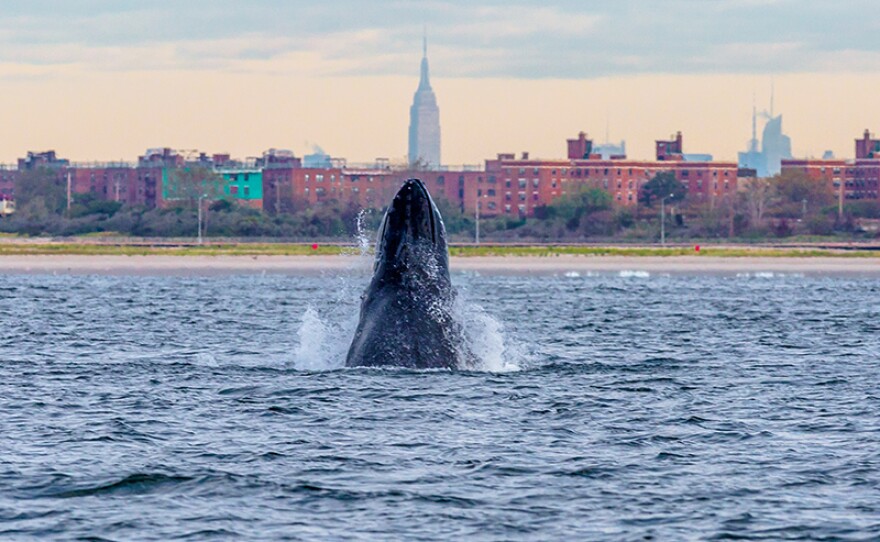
[0,273,879,540]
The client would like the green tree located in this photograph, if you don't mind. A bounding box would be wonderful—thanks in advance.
[539,186,611,226]
[771,169,835,218]
[14,168,67,215]
[166,166,225,208]
[640,171,687,208]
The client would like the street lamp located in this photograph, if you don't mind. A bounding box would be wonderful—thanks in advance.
[475,192,486,245]
[660,193,674,246]
[197,194,206,245]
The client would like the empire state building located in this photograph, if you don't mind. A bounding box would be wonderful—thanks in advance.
[407,38,441,168]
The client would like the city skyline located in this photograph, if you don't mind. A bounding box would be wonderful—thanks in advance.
[1,2,879,164]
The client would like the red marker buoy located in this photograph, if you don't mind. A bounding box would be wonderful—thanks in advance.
[694,245,700,252]
[311,243,319,250]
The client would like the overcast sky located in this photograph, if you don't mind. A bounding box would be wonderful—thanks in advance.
[3,0,878,77]
[1,1,878,163]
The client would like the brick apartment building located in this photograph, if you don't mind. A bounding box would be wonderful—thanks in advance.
[3,129,876,221]
[780,129,880,202]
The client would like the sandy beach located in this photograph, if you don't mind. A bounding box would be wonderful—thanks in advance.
[0,254,877,275]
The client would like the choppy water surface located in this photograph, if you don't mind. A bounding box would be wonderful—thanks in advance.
[1,269,879,540]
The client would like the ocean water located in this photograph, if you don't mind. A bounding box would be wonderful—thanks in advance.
[1,268,879,540]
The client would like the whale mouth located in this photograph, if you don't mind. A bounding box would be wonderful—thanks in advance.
[374,178,446,273]
[382,178,439,246]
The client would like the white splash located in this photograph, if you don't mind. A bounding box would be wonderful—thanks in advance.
[619,270,651,278]
[455,297,522,373]
[355,208,373,257]
[292,208,521,372]
[293,306,351,371]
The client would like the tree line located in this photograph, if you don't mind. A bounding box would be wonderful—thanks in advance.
[2,166,878,241]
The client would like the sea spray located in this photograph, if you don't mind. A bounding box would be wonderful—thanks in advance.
[454,295,523,372]
[293,207,523,372]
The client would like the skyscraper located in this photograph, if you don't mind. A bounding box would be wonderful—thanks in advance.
[408,37,441,169]
[738,90,792,177]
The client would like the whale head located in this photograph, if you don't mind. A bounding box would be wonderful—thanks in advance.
[373,178,449,284]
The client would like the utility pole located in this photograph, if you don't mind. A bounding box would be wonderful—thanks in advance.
[66,170,72,217]
[475,194,480,244]
[660,196,666,245]
[660,193,674,245]
[197,195,204,245]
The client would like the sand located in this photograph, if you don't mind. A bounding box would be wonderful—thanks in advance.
[0,254,877,275]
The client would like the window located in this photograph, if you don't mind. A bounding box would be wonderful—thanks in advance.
[243,186,250,197]
[518,168,525,175]
[315,187,325,195]
[518,179,527,188]
[533,168,539,175]
[487,202,496,210]
[487,189,496,196]
[518,204,526,214]
[316,174,324,182]
[437,175,445,185]
[504,204,511,212]
[532,179,539,188]
[518,192,526,201]
[505,192,512,201]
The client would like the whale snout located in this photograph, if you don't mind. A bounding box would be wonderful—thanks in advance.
[386,178,440,246]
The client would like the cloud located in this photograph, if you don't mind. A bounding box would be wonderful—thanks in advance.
[0,0,878,79]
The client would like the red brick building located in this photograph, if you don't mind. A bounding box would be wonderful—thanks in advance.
[780,159,850,201]
[780,130,880,202]
[853,130,880,200]
[467,133,738,217]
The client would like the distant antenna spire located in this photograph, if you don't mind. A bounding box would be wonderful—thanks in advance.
[418,28,432,91]
[770,79,775,118]
[751,92,758,152]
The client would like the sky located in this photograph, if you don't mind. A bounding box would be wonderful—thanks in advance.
[1,0,879,165]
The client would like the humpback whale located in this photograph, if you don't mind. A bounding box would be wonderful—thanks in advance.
[346,178,471,369]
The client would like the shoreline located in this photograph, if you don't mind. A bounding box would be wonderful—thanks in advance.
[0,254,878,275]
